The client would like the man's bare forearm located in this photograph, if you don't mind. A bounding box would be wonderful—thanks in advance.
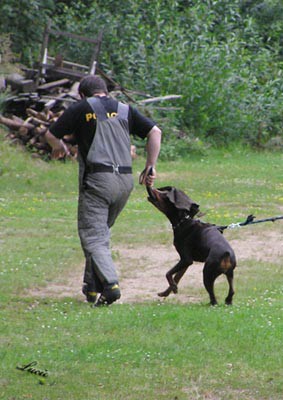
[146,125,162,168]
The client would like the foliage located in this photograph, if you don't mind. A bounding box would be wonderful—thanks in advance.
[0,0,54,64]
[0,34,22,114]
[240,0,283,50]
[1,0,283,151]
[0,34,17,73]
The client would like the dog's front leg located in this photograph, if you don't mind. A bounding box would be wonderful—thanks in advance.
[158,260,191,297]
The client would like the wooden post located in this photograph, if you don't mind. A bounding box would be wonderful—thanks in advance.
[37,21,51,85]
[88,30,103,74]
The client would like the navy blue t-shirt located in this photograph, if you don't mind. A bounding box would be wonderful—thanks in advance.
[49,96,156,163]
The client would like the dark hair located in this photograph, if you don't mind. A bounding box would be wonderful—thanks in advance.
[78,75,108,97]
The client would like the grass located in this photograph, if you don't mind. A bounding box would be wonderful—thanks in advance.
[0,132,283,399]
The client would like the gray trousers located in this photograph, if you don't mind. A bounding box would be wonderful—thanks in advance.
[78,166,133,293]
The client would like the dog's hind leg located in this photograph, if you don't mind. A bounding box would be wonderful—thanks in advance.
[158,259,191,297]
[224,269,235,305]
[203,263,221,305]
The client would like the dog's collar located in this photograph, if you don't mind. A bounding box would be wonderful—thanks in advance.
[172,214,191,230]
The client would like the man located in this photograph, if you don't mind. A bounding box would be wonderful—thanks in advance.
[45,75,162,307]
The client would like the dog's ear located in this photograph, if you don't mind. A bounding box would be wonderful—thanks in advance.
[160,187,200,217]
[157,186,173,192]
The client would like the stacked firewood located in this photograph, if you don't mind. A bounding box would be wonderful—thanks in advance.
[0,72,142,160]
[0,71,180,160]
[0,73,82,159]
[0,107,77,160]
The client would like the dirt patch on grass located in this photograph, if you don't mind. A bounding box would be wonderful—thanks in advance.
[27,226,282,304]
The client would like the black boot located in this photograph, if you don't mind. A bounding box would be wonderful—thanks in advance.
[82,284,98,303]
[94,283,121,307]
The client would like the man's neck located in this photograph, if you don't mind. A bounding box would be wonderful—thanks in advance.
[94,92,108,97]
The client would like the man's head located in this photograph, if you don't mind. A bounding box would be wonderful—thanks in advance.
[79,75,109,98]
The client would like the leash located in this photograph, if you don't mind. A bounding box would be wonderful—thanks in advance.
[218,214,283,231]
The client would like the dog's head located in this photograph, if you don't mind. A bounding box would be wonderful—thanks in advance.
[147,186,200,224]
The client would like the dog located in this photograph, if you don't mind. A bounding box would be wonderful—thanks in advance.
[147,186,236,305]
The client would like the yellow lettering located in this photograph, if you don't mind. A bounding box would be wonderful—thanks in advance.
[85,113,97,122]
[106,112,118,118]
[86,112,118,121]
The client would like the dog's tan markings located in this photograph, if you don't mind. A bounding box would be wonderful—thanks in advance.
[220,256,232,272]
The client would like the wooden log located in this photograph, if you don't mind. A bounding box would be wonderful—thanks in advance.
[12,115,26,124]
[0,115,34,130]
[29,117,50,126]
[18,126,30,137]
[26,108,41,118]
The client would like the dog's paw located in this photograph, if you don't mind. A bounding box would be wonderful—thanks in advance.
[158,288,171,297]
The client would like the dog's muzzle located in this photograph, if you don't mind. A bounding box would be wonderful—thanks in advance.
[146,185,157,202]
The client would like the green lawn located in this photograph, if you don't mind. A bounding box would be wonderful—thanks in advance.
[0,134,282,399]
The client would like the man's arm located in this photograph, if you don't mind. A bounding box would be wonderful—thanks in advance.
[139,125,162,186]
[45,130,70,159]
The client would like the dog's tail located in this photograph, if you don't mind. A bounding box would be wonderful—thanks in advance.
[220,252,233,272]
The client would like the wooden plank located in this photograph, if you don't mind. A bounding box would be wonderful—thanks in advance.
[6,78,37,93]
[37,78,70,90]
[47,57,89,71]
[41,64,86,80]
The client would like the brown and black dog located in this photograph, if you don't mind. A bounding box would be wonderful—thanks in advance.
[147,186,236,305]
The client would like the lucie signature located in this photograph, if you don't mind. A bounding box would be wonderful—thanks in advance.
[16,361,49,377]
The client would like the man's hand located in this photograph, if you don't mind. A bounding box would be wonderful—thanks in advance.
[51,139,70,159]
[45,130,70,160]
[139,166,156,187]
